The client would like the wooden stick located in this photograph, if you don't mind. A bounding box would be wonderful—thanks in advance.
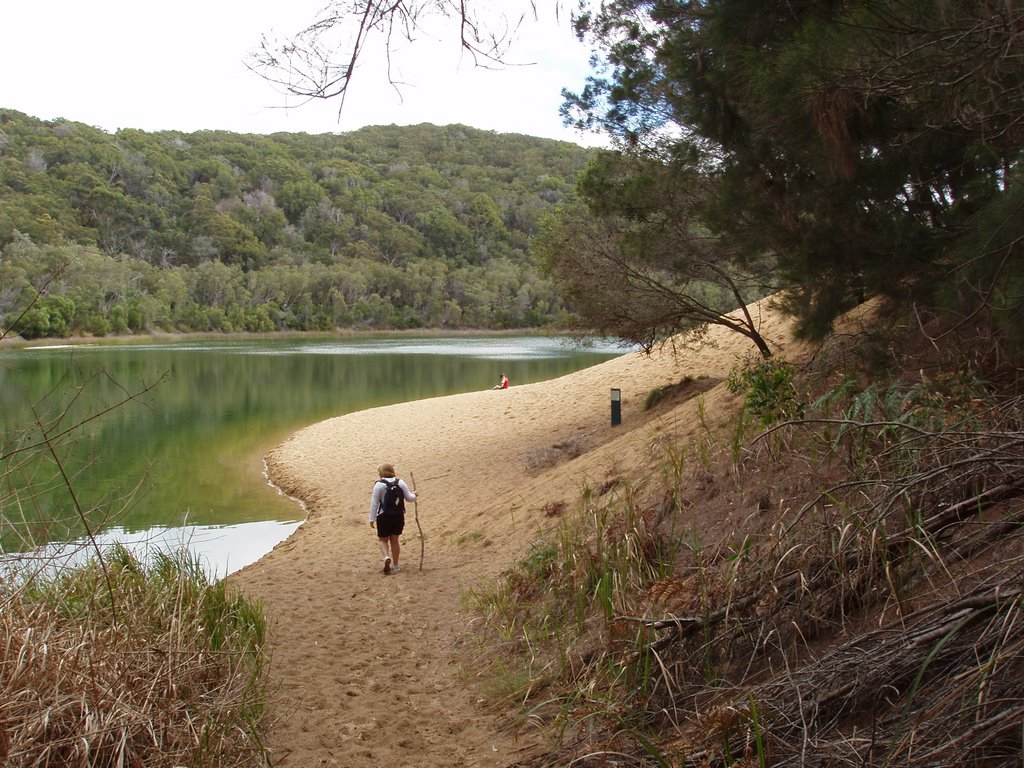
[411,472,425,571]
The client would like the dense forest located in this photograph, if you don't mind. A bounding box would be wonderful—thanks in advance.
[0,110,594,337]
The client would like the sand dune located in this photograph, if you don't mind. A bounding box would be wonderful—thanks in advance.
[229,301,800,767]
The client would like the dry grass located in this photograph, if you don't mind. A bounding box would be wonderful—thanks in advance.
[468,322,1024,767]
[525,433,595,472]
[1,545,270,768]
[0,344,271,766]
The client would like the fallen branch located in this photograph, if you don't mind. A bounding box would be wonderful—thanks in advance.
[672,581,1023,767]
[619,479,1024,661]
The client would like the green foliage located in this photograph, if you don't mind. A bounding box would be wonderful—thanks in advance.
[565,0,1024,350]
[277,179,327,225]
[15,294,75,338]
[644,386,667,411]
[466,478,681,717]
[536,154,776,356]
[0,112,594,336]
[815,371,993,461]
[727,355,804,426]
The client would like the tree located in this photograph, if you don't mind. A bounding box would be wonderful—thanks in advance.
[248,2,883,352]
[0,112,594,335]
[465,193,507,252]
[563,0,1024,343]
[276,180,328,225]
[14,295,76,339]
[535,187,774,356]
[567,149,778,356]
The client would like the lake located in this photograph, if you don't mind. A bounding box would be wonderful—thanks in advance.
[0,335,626,576]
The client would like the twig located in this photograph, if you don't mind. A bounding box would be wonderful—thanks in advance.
[30,397,119,626]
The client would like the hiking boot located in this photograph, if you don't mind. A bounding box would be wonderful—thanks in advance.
[383,556,392,574]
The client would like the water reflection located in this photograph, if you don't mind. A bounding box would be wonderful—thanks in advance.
[1,335,627,576]
[11,520,305,581]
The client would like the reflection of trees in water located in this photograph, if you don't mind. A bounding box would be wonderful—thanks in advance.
[1,338,621,548]
[0,368,164,553]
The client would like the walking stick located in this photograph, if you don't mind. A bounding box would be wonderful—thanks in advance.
[411,472,425,571]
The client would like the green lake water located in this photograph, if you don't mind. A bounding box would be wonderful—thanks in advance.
[0,335,627,576]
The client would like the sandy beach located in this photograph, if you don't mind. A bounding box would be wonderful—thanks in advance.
[228,302,799,767]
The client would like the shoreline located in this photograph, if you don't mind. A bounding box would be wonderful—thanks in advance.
[0,326,586,350]
[227,303,798,767]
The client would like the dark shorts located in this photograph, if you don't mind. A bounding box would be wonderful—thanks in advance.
[376,512,405,538]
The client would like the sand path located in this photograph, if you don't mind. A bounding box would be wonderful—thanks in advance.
[228,304,798,767]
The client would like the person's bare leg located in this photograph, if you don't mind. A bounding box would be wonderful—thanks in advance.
[389,535,401,567]
[378,537,392,572]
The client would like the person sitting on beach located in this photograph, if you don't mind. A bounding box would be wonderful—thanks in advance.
[369,462,417,574]
[491,373,510,390]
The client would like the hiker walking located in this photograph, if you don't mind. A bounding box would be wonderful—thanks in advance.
[369,463,417,574]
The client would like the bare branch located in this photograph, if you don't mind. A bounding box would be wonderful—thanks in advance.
[247,0,547,118]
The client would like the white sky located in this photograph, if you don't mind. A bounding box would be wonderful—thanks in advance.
[1,1,603,146]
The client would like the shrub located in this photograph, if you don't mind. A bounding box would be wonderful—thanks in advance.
[727,355,804,425]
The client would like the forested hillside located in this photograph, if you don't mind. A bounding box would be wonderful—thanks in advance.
[0,110,593,337]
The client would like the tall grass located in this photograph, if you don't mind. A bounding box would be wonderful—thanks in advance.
[467,352,1024,766]
[1,544,270,767]
[464,472,689,743]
